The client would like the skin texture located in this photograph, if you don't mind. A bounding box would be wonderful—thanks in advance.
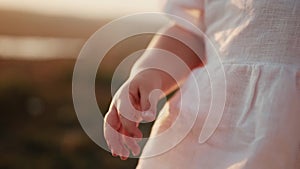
[103,24,204,160]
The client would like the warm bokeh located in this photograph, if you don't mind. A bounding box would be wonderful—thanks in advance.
[0,1,166,168]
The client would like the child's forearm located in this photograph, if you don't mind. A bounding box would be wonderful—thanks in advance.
[130,24,205,94]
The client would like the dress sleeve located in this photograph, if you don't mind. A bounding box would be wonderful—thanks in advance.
[163,0,205,36]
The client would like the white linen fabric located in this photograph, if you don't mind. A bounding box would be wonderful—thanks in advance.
[137,0,300,168]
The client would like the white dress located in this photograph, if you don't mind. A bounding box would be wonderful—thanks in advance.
[137,0,300,168]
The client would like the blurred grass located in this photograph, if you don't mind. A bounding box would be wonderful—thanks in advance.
[0,34,156,169]
[0,59,139,169]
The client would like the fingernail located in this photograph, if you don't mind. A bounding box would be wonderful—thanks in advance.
[120,156,127,160]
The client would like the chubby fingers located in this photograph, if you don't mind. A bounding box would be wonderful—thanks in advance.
[104,106,143,160]
[104,107,130,159]
[120,128,141,157]
[105,123,141,159]
[104,122,129,159]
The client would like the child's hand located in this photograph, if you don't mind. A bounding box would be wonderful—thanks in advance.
[104,70,163,160]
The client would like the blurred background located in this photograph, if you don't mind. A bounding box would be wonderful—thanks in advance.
[0,0,168,168]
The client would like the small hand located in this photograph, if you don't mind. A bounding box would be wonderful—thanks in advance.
[104,71,160,160]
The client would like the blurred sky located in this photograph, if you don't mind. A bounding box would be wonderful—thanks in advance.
[0,0,165,59]
[0,0,162,19]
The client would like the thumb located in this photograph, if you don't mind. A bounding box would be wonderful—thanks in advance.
[140,88,163,122]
